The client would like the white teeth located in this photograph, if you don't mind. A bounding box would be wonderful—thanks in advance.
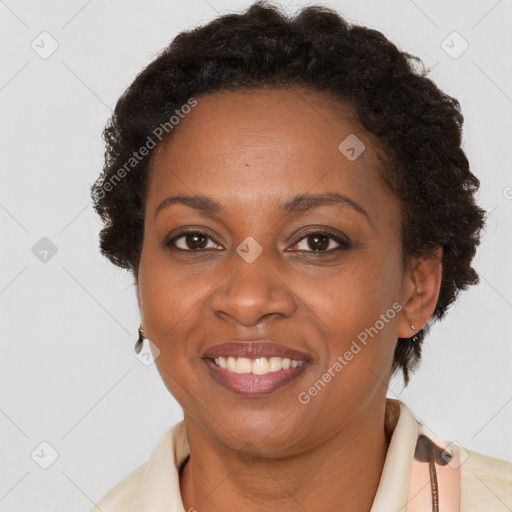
[213,356,305,374]
[252,357,269,375]
[227,356,237,372]
[235,357,252,374]
[268,357,282,372]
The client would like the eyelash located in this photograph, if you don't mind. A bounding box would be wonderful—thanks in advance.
[165,229,351,254]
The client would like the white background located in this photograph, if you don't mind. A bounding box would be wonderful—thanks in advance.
[1,0,511,510]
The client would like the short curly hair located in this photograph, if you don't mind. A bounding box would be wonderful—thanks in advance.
[90,0,486,385]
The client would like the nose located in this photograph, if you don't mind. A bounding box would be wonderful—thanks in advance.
[210,246,296,327]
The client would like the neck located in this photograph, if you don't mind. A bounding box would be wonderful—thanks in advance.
[179,398,391,512]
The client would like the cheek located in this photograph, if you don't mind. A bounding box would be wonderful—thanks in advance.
[302,250,402,338]
[299,253,403,410]
[138,244,190,341]
[137,242,222,363]
[137,248,210,404]
[296,257,401,412]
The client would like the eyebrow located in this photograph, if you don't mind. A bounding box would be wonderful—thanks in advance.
[154,192,370,221]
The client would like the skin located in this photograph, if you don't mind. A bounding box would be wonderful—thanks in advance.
[135,86,442,512]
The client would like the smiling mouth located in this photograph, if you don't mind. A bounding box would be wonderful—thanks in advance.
[203,356,310,396]
[212,355,306,374]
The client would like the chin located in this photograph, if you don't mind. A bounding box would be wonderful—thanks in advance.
[202,405,311,456]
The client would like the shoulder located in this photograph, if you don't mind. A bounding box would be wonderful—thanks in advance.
[86,461,148,512]
[460,447,512,511]
[85,422,187,512]
[406,405,511,512]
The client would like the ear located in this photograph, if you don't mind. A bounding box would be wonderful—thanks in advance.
[397,246,443,339]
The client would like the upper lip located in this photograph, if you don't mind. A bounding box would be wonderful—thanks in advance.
[202,341,310,361]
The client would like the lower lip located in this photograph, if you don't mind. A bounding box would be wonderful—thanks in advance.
[203,358,310,396]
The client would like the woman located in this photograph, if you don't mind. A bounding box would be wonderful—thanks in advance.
[88,2,512,511]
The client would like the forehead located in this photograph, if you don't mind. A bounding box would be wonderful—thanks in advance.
[146,87,396,223]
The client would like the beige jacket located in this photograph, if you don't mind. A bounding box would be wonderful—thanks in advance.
[88,399,512,511]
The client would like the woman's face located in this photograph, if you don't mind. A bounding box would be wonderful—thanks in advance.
[136,87,434,455]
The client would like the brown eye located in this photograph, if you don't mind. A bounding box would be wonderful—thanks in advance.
[289,230,350,253]
[167,230,223,251]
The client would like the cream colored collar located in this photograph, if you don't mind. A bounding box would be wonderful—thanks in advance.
[137,398,460,511]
